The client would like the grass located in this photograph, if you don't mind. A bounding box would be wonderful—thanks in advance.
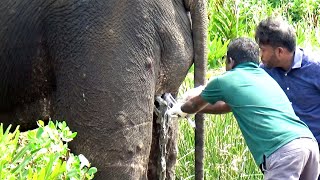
[176,114,263,180]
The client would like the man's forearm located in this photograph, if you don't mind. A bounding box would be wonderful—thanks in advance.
[199,101,231,114]
[180,95,208,114]
[180,96,231,115]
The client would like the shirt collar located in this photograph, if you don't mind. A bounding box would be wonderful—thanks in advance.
[234,62,259,69]
[291,48,303,69]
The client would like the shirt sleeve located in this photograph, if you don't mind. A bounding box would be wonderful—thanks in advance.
[200,77,223,104]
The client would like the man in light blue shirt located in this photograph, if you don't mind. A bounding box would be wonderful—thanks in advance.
[256,16,320,147]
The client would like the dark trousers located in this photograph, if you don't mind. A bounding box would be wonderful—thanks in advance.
[318,144,320,180]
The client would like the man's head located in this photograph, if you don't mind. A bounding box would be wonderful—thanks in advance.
[255,16,296,69]
[225,37,259,71]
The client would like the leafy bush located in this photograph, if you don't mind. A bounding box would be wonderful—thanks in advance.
[207,36,229,69]
[206,0,319,70]
[267,0,320,25]
[0,120,97,180]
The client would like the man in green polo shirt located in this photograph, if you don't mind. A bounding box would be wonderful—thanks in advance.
[168,37,319,179]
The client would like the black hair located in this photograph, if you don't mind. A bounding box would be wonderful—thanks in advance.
[227,37,260,66]
[255,16,296,52]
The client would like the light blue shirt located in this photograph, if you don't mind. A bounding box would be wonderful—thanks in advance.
[261,48,320,144]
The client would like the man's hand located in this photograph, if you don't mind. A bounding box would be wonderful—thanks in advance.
[167,102,188,118]
[181,85,205,102]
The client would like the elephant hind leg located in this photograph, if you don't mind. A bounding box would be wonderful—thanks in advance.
[0,96,53,132]
[0,36,55,131]
[148,112,178,180]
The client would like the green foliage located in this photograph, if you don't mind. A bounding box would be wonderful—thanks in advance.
[206,0,272,69]
[267,0,320,25]
[208,1,236,40]
[206,0,320,70]
[207,36,229,69]
[207,0,271,40]
[295,22,320,49]
[0,121,97,180]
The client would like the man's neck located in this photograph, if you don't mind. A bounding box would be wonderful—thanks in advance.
[280,52,295,71]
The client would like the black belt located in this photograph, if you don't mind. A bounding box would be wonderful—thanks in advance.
[259,155,266,174]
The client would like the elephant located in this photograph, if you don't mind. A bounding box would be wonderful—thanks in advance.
[0,0,207,179]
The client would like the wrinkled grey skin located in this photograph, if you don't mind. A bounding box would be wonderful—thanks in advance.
[0,0,207,179]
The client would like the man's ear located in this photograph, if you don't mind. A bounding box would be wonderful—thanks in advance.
[229,57,235,68]
[276,47,285,57]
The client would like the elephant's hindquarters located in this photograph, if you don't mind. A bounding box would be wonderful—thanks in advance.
[49,1,193,179]
[52,61,155,179]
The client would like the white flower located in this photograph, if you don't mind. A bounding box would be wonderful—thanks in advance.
[51,144,62,152]
[66,155,75,171]
[79,154,90,169]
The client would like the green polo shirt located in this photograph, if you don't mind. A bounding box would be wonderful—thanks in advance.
[200,62,314,165]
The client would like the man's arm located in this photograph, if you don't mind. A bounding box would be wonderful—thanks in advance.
[199,101,231,114]
[181,95,231,114]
